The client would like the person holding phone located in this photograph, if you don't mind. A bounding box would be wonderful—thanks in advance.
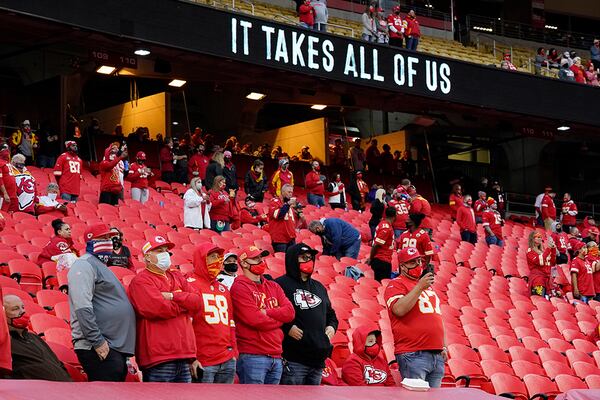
[527,231,556,297]
[384,247,446,388]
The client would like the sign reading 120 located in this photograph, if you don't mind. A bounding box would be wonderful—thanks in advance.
[230,18,451,95]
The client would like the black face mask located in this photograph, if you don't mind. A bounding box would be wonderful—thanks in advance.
[223,263,238,273]
[112,237,122,249]
[283,197,290,202]
[136,159,144,164]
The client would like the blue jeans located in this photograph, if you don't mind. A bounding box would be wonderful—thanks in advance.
[142,360,192,383]
[486,236,504,247]
[341,237,361,259]
[397,351,444,388]
[580,295,591,304]
[61,193,78,202]
[314,23,327,32]
[307,193,325,207]
[201,357,236,383]
[280,360,323,385]
[237,354,283,384]
[460,230,477,244]
[406,37,419,51]
[394,229,405,239]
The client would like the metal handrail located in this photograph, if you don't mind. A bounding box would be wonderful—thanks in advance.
[473,32,513,60]
[273,14,299,26]
[328,23,354,37]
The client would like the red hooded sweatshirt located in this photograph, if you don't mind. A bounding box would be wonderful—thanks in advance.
[230,273,295,357]
[186,243,237,367]
[209,189,231,222]
[99,145,123,194]
[305,170,325,196]
[127,267,202,369]
[342,324,395,386]
[188,153,210,180]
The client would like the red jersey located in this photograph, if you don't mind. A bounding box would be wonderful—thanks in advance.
[474,199,487,219]
[587,255,600,295]
[384,276,444,353]
[527,247,555,291]
[187,243,237,366]
[0,286,11,374]
[305,171,325,196]
[386,14,404,39]
[372,220,395,263]
[571,257,595,297]
[541,194,556,220]
[127,269,201,369]
[410,195,432,229]
[160,146,174,173]
[387,199,410,230]
[405,16,421,38]
[37,236,78,265]
[561,200,578,226]
[268,197,297,243]
[126,162,151,189]
[270,169,294,197]
[209,190,231,222]
[482,209,503,239]
[188,153,210,180]
[53,152,82,196]
[240,207,267,226]
[99,147,123,194]
[230,274,295,357]
[456,204,476,233]
[0,161,16,198]
[551,232,570,254]
[448,193,462,219]
[397,228,433,258]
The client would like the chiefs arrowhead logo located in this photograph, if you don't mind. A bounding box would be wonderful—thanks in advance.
[155,236,166,243]
[293,289,322,310]
[407,248,417,255]
[363,365,387,384]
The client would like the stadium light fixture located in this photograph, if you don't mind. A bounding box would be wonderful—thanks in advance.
[96,65,116,75]
[545,25,558,30]
[168,79,187,87]
[134,49,151,56]
[246,92,266,100]
[311,104,327,110]
[557,125,570,131]
[473,26,493,32]
[172,121,179,126]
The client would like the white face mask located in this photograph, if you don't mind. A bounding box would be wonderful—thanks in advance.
[155,252,172,271]
[48,193,58,201]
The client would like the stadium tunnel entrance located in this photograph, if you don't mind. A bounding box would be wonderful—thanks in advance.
[0,6,599,202]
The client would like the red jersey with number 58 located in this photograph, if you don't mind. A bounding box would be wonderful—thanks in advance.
[54,152,82,196]
[397,228,434,257]
[384,276,444,353]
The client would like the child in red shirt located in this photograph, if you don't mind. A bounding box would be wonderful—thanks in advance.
[342,324,395,386]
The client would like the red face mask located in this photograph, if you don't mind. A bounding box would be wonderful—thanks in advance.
[314,166,320,171]
[365,343,380,357]
[356,174,363,179]
[207,257,223,280]
[248,261,267,275]
[406,265,423,280]
[335,177,341,182]
[11,313,30,329]
[299,260,314,274]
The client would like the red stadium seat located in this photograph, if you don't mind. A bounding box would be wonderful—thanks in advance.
[508,346,541,365]
[46,341,79,366]
[54,301,70,322]
[44,327,73,349]
[447,359,487,388]
[523,374,560,400]
[479,344,511,364]
[30,313,69,334]
[565,349,594,368]
[496,335,523,352]
[511,360,545,380]
[448,344,480,364]
[543,361,574,380]
[36,289,68,311]
[0,275,21,289]
[468,334,496,349]
[547,338,574,353]
[490,373,528,399]
[585,374,600,389]
[572,361,600,380]
[539,348,569,366]
[562,328,586,342]
[8,259,43,294]
[481,360,514,377]
[554,374,587,392]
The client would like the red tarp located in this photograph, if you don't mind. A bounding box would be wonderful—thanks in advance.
[0,381,507,400]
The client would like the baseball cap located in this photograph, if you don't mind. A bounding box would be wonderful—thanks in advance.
[65,141,77,148]
[572,241,586,252]
[487,198,496,206]
[136,151,146,159]
[279,158,289,166]
[589,227,599,235]
[22,120,30,126]
[224,252,238,260]
[245,194,256,203]
[224,150,232,158]
[297,243,318,257]
[84,223,112,242]
[239,245,269,262]
[142,235,175,254]
[397,247,422,264]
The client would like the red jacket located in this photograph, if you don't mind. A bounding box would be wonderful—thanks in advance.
[342,324,395,386]
[37,236,78,265]
[541,194,556,220]
[0,286,11,374]
[299,3,315,26]
[268,197,297,243]
[128,268,201,369]
[99,146,123,194]
[456,204,476,233]
[230,274,294,357]
[406,16,421,38]
[240,207,267,226]
[126,162,151,189]
[305,170,325,195]
[448,193,462,219]
[160,146,174,173]
[188,153,210,180]
[209,189,231,222]
[561,200,578,226]
[474,199,487,219]
[187,243,237,367]
[410,195,432,229]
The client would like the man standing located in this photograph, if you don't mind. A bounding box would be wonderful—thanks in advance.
[570,241,596,304]
[305,161,325,207]
[387,6,405,48]
[398,214,434,265]
[230,246,295,384]
[68,223,136,381]
[53,141,82,202]
[387,190,410,238]
[561,193,578,236]
[366,207,397,282]
[348,138,365,171]
[3,295,72,381]
[128,235,201,382]
[269,184,302,253]
[160,138,175,184]
[127,151,153,204]
[541,189,557,231]
[407,185,433,237]
[312,0,328,32]
[187,243,237,383]
[482,198,504,247]
[448,184,463,221]
[365,139,380,174]
[99,143,127,206]
[276,243,338,385]
[405,10,421,51]
[456,195,477,244]
[535,187,550,226]
[0,144,12,211]
[384,247,446,388]
[308,218,361,260]
[270,158,294,197]
[188,144,210,181]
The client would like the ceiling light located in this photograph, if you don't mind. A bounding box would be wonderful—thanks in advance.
[557,125,570,131]
[246,92,266,100]
[545,25,558,30]
[96,65,116,75]
[473,26,493,32]
[172,121,179,126]
[311,104,327,110]
[134,49,151,56]
[168,79,187,87]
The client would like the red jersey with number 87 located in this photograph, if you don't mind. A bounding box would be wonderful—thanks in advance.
[397,228,434,257]
[54,152,82,196]
[373,220,395,263]
[384,276,444,353]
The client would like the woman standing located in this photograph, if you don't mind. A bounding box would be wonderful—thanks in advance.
[205,151,225,189]
[368,188,386,240]
[527,231,556,297]
[183,177,211,230]
[244,159,268,202]
[208,175,233,233]
[361,5,377,42]
[327,173,347,210]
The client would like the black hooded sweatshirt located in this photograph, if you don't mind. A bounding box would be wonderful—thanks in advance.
[275,243,339,368]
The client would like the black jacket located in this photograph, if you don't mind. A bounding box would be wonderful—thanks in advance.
[244,170,268,201]
[204,160,223,189]
[275,243,338,368]
[223,164,239,191]
[369,199,385,226]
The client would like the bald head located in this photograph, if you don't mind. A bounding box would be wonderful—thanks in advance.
[3,294,24,319]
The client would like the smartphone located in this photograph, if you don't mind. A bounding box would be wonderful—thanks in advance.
[421,264,435,277]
